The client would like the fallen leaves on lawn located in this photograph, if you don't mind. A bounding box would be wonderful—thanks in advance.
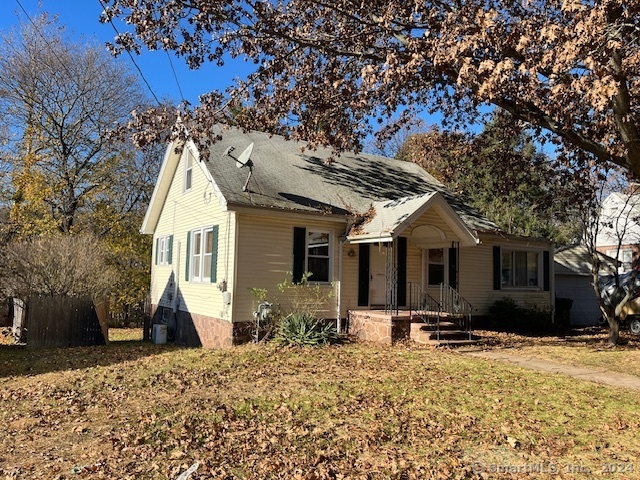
[0,338,639,479]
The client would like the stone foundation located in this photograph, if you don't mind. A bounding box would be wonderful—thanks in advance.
[347,310,412,344]
[149,305,251,348]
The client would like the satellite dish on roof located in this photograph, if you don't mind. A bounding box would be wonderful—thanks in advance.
[228,142,254,192]
[236,142,254,169]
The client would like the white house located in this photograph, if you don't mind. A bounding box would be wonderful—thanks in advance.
[141,125,555,348]
[596,191,640,270]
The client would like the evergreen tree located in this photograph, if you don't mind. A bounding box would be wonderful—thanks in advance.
[399,111,585,244]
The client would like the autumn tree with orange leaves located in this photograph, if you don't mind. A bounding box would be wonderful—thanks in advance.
[101,1,640,342]
[102,1,640,178]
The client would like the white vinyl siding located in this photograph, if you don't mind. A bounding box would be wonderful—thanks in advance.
[458,236,552,315]
[234,214,340,322]
[150,143,233,318]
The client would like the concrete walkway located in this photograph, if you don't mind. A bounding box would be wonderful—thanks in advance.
[463,349,640,390]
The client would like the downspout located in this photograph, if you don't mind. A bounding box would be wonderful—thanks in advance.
[172,201,179,314]
[173,242,181,313]
[232,211,240,323]
[550,242,556,323]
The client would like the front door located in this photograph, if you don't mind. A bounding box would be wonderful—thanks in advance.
[370,243,388,306]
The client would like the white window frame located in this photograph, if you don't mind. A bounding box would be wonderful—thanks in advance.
[306,230,332,283]
[606,247,633,270]
[157,235,171,265]
[190,227,214,282]
[184,148,195,192]
[501,248,542,289]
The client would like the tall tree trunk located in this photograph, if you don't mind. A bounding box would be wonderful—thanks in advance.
[608,315,620,345]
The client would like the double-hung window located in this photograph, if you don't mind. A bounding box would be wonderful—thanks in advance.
[307,231,331,282]
[501,249,540,288]
[187,226,218,282]
[155,235,173,265]
[292,227,332,283]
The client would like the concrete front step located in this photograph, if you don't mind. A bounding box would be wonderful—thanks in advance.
[410,322,481,346]
[410,321,461,334]
[421,338,482,346]
[412,311,464,319]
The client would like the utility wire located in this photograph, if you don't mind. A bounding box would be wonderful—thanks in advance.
[164,50,185,103]
[97,0,161,105]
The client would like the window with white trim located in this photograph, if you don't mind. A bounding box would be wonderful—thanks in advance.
[307,230,331,283]
[501,249,540,288]
[189,226,218,282]
[606,248,633,270]
[184,148,194,191]
[156,235,172,265]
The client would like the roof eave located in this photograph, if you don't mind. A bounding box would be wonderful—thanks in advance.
[140,139,181,235]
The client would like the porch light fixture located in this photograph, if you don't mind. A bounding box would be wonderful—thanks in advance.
[347,248,356,257]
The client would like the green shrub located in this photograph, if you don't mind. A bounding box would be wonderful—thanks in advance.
[275,312,337,347]
[488,297,554,334]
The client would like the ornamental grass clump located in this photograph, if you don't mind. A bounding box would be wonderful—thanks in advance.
[275,312,337,347]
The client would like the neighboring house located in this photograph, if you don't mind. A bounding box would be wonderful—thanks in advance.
[141,125,555,348]
[595,191,640,270]
[554,244,616,327]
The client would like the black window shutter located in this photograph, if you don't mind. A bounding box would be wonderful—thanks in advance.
[185,231,191,281]
[292,227,306,283]
[397,237,407,307]
[168,235,173,264]
[358,243,370,306]
[543,250,550,291]
[448,246,458,289]
[493,246,501,290]
[210,226,219,283]
[155,238,159,265]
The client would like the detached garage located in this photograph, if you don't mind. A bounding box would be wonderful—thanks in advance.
[554,244,613,327]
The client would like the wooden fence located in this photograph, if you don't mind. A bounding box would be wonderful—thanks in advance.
[23,296,108,349]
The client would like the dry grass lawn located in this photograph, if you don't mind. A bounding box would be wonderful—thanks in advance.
[476,327,640,377]
[0,328,639,479]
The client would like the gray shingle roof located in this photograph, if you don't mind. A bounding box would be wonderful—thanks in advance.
[554,244,617,276]
[202,126,499,232]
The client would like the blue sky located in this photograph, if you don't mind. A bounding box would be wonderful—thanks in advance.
[0,0,462,153]
[0,0,254,106]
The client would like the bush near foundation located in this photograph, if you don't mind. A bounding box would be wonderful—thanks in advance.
[488,297,554,334]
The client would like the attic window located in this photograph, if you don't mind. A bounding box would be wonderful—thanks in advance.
[184,149,194,191]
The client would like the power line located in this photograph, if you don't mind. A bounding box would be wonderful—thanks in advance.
[164,50,185,103]
[99,0,187,104]
[96,0,161,105]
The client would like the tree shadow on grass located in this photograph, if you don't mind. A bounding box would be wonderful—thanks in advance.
[476,326,640,349]
[0,339,191,379]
